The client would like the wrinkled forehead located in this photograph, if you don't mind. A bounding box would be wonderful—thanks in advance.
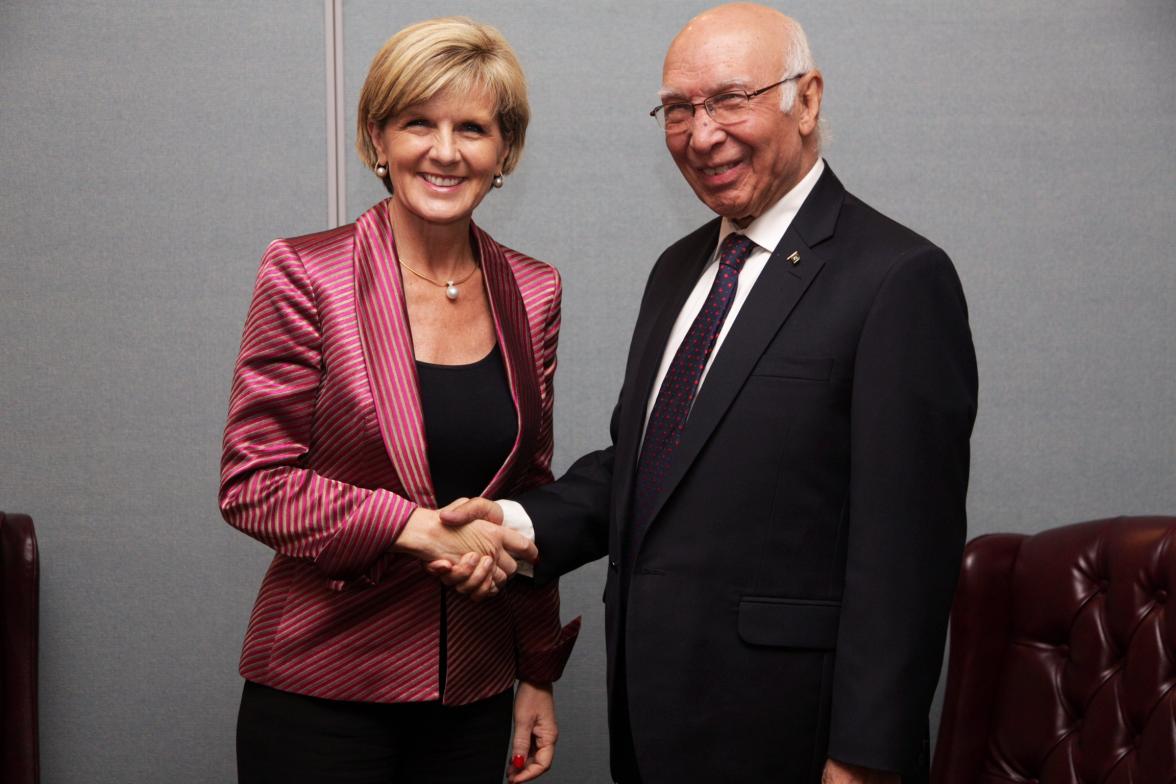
[660,26,783,99]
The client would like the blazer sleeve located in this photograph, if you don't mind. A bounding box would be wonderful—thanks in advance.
[219,239,418,582]
[827,246,978,772]
[502,268,581,682]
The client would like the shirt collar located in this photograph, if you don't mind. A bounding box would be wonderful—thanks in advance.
[717,157,825,255]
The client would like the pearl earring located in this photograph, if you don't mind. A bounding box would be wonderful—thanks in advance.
[375,162,388,178]
[492,174,504,189]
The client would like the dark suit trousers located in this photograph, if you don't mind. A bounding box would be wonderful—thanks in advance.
[612,651,645,784]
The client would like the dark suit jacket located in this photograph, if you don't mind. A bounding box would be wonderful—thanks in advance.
[523,165,978,783]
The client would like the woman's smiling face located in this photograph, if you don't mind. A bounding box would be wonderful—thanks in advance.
[371,86,508,227]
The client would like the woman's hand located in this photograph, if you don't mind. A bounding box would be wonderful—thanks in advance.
[508,681,558,782]
[427,497,515,594]
[394,503,536,599]
[821,759,900,784]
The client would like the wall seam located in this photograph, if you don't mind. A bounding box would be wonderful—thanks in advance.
[324,0,346,227]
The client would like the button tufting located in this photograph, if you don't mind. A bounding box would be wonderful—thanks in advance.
[938,517,1176,782]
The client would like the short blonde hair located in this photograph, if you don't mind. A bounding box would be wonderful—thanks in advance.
[356,17,529,192]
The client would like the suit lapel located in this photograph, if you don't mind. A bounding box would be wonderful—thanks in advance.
[474,224,540,499]
[631,166,846,548]
[354,200,436,508]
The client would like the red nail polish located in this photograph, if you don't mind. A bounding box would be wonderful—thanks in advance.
[511,754,526,770]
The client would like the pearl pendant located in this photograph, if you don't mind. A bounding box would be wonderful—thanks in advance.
[445,283,459,300]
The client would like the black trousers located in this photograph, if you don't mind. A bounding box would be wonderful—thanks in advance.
[237,681,513,784]
[612,647,644,784]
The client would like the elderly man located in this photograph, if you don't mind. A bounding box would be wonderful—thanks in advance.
[442,4,977,783]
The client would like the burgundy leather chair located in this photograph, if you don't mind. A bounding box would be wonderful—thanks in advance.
[933,515,1176,784]
[1,512,39,784]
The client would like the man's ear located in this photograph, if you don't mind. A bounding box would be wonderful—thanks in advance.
[796,70,823,137]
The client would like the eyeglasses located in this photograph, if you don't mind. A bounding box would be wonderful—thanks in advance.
[649,73,806,132]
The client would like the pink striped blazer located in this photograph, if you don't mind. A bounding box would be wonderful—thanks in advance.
[220,199,579,705]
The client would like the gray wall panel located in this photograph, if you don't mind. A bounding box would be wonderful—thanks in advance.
[808,0,1176,534]
[1,2,325,782]
[1,1,1172,781]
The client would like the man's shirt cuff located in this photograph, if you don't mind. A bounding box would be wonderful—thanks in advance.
[499,499,535,577]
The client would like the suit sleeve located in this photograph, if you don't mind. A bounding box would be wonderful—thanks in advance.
[827,247,978,772]
[502,269,581,682]
[523,435,615,583]
[219,240,418,583]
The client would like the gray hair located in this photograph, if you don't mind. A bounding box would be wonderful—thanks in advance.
[779,19,816,111]
[778,18,826,147]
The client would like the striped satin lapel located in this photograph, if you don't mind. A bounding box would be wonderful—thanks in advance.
[353,200,436,509]
[474,223,540,499]
[443,226,544,702]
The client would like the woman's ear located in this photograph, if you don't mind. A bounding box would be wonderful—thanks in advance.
[367,120,386,160]
[497,134,511,174]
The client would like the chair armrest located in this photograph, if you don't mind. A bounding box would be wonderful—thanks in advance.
[1,512,41,784]
[932,533,1024,784]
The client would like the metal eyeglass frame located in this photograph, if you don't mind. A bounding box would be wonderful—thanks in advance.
[649,73,806,131]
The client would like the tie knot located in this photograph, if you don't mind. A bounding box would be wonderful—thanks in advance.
[718,233,754,271]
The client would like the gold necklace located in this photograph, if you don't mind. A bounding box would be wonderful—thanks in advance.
[387,210,479,301]
[398,256,479,301]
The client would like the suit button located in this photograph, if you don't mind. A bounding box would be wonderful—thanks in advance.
[608,559,618,570]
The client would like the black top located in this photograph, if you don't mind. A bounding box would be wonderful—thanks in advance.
[416,345,517,507]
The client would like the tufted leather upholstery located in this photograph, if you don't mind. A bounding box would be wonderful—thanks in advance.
[1,512,40,784]
[933,516,1176,784]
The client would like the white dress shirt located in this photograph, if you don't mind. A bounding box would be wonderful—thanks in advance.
[501,159,826,562]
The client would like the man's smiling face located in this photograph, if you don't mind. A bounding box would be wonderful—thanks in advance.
[660,9,818,224]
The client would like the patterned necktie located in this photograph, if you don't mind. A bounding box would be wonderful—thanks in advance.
[632,232,755,533]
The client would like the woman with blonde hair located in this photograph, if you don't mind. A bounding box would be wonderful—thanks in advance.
[221,17,578,783]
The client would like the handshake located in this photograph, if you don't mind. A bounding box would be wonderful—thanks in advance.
[394,497,523,599]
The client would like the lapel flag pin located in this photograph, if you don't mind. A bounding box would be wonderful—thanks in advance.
[786,251,801,265]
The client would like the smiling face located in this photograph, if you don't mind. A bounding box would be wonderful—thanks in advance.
[660,9,821,224]
[369,86,509,227]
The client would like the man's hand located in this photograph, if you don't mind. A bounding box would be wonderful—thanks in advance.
[395,502,535,600]
[508,681,558,782]
[425,497,511,593]
[821,758,900,784]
